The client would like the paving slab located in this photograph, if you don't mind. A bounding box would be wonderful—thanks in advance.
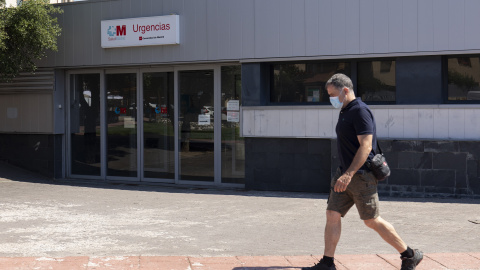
[34,256,90,270]
[236,256,295,269]
[139,256,190,270]
[334,254,397,270]
[284,255,318,268]
[87,256,140,269]
[0,257,37,269]
[469,253,480,260]
[379,253,447,270]
[188,257,243,270]
[310,255,348,270]
[426,253,480,270]
[0,254,478,270]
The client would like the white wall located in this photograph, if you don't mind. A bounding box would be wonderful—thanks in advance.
[242,105,480,140]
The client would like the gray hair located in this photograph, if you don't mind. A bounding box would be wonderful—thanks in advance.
[325,73,353,91]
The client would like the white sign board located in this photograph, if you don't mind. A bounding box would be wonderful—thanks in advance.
[101,15,179,48]
[198,115,211,125]
[227,111,240,123]
[124,117,135,128]
[227,100,240,111]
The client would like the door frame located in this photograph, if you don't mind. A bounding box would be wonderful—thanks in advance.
[65,69,105,180]
[174,65,221,186]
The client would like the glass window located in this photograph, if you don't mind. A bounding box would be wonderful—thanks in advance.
[70,74,101,176]
[271,61,350,103]
[357,60,396,102]
[178,70,215,182]
[221,66,244,184]
[106,73,138,177]
[447,56,480,101]
[143,72,175,179]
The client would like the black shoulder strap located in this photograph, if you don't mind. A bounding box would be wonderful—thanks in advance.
[376,139,383,155]
[365,108,383,156]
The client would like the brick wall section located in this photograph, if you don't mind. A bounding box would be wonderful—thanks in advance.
[375,140,480,198]
[333,139,480,198]
[248,138,480,198]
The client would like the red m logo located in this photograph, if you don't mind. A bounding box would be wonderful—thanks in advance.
[116,25,126,36]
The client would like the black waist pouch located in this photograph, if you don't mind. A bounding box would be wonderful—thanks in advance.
[365,141,390,181]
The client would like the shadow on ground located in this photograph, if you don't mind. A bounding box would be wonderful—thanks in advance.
[0,161,478,204]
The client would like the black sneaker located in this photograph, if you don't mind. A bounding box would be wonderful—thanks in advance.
[302,259,336,270]
[400,249,423,270]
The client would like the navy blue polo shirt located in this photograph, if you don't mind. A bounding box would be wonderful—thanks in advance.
[335,98,377,173]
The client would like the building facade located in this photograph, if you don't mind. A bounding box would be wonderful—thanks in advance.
[0,0,479,197]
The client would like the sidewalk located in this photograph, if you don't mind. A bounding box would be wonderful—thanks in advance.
[0,162,479,270]
[0,253,479,269]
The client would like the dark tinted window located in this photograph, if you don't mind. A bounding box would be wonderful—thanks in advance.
[70,74,101,176]
[271,62,350,103]
[447,56,480,101]
[357,60,396,102]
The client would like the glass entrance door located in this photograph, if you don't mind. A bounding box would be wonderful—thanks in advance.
[68,65,243,186]
[178,70,215,182]
[69,73,102,176]
[142,72,175,180]
[106,73,138,177]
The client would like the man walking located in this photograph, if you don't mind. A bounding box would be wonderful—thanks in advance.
[303,74,423,270]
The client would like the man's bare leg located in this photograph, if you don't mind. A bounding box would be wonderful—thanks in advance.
[363,216,407,253]
[324,210,343,257]
[364,216,424,269]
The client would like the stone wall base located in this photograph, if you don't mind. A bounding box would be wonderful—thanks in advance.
[246,138,480,198]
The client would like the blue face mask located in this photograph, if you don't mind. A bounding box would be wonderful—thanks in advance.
[329,89,344,109]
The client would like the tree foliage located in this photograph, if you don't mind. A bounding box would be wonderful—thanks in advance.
[0,0,63,82]
[0,0,7,52]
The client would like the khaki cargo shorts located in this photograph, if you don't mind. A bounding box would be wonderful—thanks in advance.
[327,167,380,220]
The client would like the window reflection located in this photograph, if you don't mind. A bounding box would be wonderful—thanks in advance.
[178,70,214,181]
[221,66,244,184]
[448,56,480,101]
[143,72,175,179]
[106,73,138,177]
[271,62,350,103]
[357,60,396,102]
[70,74,101,176]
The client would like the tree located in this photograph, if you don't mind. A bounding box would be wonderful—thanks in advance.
[0,0,63,82]
[0,0,7,52]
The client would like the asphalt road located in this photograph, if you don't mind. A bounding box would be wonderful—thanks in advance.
[0,163,478,258]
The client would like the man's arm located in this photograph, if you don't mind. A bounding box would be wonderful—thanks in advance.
[333,134,373,193]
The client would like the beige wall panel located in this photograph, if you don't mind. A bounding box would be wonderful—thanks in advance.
[37,94,54,133]
[4,95,19,132]
[0,94,54,133]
